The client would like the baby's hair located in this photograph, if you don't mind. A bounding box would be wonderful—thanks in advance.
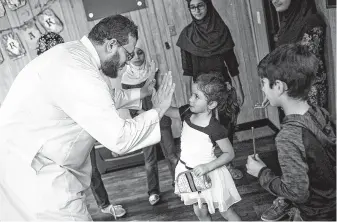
[195,72,240,120]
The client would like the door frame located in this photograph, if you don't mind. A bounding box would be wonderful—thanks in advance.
[247,0,280,129]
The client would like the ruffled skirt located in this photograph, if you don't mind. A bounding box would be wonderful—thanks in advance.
[174,161,241,214]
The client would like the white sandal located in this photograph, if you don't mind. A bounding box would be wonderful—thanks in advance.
[149,194,160,206]
[101,204,126,219]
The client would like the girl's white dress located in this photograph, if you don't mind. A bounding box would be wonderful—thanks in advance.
[174,106,241,214]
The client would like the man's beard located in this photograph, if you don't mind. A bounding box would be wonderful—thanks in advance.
[101,52,125,78]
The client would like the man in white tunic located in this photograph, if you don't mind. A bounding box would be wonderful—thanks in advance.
[0,15,175,220]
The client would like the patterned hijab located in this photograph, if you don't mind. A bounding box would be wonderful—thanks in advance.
[37,32,64,55]
[176,0,234,57]
[121,40,151,85]
[276,0,325,47]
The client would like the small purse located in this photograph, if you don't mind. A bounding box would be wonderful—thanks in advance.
[176,169,212,193]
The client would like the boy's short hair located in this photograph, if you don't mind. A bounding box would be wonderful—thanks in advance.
[257,43,319,101]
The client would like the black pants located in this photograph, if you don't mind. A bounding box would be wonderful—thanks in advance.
[90,148,110,209]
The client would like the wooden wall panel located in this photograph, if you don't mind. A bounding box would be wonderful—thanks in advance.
[213,0,265,124]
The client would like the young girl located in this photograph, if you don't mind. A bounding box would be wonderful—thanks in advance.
[165,72,241,221]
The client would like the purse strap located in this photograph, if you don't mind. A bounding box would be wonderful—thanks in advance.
[179,159,193,170]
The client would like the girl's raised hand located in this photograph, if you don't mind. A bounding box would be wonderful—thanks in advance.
[193,164,210,177]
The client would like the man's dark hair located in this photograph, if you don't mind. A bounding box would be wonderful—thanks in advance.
[88,15,138,45]
[257,43,318,101]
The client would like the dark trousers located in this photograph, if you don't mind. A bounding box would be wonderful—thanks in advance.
[143,116,179,196]
[90,148,110,209]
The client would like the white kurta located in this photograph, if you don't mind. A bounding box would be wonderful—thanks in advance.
[0,36,160,220]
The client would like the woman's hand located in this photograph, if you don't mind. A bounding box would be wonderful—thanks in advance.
[193,164,210,177]
[149,60,156,76]
[232,75,244,106]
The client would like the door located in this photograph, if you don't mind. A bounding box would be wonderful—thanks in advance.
[247,0,280,129]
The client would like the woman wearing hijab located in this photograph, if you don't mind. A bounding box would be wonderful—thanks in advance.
[177,0,244,180]
[121,40,178,206]
[273,0,327,108]
[260,0,328,221]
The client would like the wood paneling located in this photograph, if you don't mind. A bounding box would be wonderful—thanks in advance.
[246,0,280,128]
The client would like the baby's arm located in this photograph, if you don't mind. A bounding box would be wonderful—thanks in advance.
[193,138,235,176]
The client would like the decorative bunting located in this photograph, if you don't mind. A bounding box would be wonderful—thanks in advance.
[20,20,41,49]
[0,1,5,17]
[0,0,61,64]
[0,49,4,64]
[1,32,26,59]
[37,9,63,33]
[5,0,26,11]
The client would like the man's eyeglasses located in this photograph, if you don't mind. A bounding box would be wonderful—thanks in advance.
[117,41,134,61]
[189,3,206,12]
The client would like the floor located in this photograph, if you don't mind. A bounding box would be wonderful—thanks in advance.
[85,135,283,221]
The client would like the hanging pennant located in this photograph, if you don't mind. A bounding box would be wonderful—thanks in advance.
[5,0,26,11]
[0,48,4,64]
[1,32,26,60]
[37,8,63,33]
[21,20,41,49]
[0,1,5,17]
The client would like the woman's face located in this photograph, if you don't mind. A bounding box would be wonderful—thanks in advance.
[271,0,292,12]
[130,47,145,67]
[189,0,207,20]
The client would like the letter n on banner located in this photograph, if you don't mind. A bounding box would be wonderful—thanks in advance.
[1,32,26,60]
[37,9,63,33]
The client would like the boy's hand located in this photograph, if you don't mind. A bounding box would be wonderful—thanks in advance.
[246,154,266,177]
[193,164,210,177]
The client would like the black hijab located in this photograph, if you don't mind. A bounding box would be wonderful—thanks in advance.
[276,0,325,47]
[176,0,234,57]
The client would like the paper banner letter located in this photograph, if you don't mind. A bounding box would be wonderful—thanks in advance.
[5,0,26,10]
[38,9,63,33]
[21,20,41,49]
[0,1,5,17]
[1,32,26,60]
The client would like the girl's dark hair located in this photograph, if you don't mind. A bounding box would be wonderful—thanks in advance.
[195,72,240,120]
